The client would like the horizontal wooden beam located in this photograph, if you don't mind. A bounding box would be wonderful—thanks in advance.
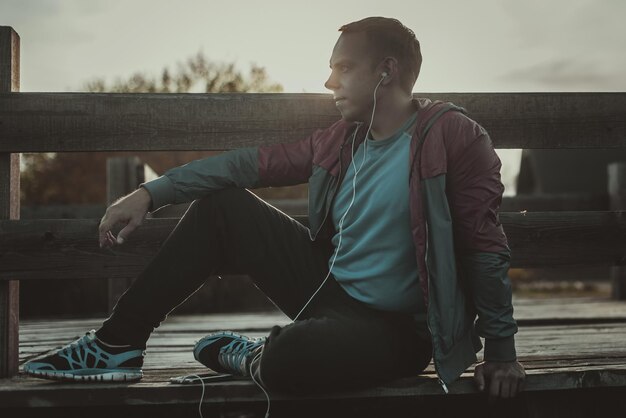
[501,193,609,212]
[0,93,624,152]
[14,193,618,220]
[0,211,625,280]
[1,367,626,408]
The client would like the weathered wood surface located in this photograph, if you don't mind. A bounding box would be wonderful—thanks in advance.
[17,323,626,370]
[0,28,19,92]
[0,26,20,378]
[0,93,625,152]
[13,192,620,221]
[1,211,625,281]
[501,193,609,212]
[512,296,626,324]
[2,367,626,409]
[609,163,626,300]
[2,297,626,408]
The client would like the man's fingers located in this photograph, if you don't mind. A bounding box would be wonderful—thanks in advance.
[474,365,485,391]
[99,227,112,248]
[100,232,111,248]
[98,212,114,233]
[500,380,511,399]
[102,231,115,248]
[117,221,140,244]
[514,373,526,396]
[107,231,116,245]
[99,220,140,247]
[98,189,150,248]
[478,361,526,401]
[99,211,119,247]
[99,221,109,247]
[489,374,500,399]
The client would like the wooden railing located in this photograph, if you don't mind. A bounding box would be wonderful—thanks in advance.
[1,26,626,378]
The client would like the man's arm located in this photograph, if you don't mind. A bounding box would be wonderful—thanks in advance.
[442,112,525,397]
[141,147,262,212]
[458,251,525,398]
[98,147,260,248]
[99,133,316,247]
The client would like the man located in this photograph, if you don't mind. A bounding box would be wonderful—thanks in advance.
[24,17,525,399]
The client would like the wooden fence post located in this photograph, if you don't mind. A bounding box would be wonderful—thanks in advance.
[105,157,156,312]
[608,162,626,300]
[0,26,20,378]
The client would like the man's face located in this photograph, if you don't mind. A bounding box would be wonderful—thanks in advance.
[325,32,381,122]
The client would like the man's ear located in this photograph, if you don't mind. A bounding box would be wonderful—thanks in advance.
[379,57,398,85]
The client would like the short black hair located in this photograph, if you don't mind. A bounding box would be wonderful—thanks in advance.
[339,17,422,94]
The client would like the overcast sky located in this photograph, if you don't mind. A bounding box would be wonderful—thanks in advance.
[2,0,625,194]
[3,0,625,93]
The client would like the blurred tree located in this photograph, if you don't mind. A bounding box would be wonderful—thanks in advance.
[83,52,283,94]
[20,53,307,206]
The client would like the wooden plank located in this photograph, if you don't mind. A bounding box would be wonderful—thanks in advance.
[503,211,626,267]
[1,211,625,281]
[501,193,609,212]
[15,304,626,363]
[17,322,626,368]
[0,26,20,378]
[0,93,624,152]
[165,195,611,217]
[609,163,626,299]
[0,28,19,92]
[1,366,625,409]
[18,331,626,370]
[512,296,626,323]
[15,344,626,382]
[19,297,626,334]
[7,309,626,410]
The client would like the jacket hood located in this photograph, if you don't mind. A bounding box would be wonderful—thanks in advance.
[412,98,463,131]
[329,97,459,139]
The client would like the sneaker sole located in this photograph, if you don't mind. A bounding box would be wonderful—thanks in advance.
[24,368,143,382]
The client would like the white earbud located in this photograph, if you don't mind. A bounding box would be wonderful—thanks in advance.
[381,72,388,78]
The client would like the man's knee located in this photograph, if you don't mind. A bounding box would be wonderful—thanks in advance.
[199,187,250,204]
[190,188,253,215]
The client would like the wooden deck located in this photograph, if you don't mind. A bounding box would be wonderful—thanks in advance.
[2,296,626,417]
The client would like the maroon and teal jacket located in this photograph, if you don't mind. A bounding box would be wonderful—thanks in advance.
[142,97,518,389]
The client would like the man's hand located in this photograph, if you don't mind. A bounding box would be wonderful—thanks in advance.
[474,360,526,399]
[99,188,152,248]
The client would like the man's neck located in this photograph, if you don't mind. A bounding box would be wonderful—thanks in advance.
[368,97,416,140]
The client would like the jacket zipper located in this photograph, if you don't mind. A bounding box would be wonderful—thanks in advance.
[309,127,353,241]
[424,209,449,394]
[309,124,449,392]
[409,112,448,395]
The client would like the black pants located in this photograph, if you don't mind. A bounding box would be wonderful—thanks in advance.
[98,188,432,393]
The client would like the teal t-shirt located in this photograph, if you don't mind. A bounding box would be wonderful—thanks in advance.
[329,112,426,314]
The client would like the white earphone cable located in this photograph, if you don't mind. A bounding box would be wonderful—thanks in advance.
[292,73,385,322]
[250,349,271,418]
[187,72,387,418]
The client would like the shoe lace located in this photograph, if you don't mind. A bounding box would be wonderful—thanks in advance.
[218,337,265,376]
[62,332,94,356]
[56,331,104,370]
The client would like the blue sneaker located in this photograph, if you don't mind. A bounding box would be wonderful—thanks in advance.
[23,330,145,382]
[193,331,265,376]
